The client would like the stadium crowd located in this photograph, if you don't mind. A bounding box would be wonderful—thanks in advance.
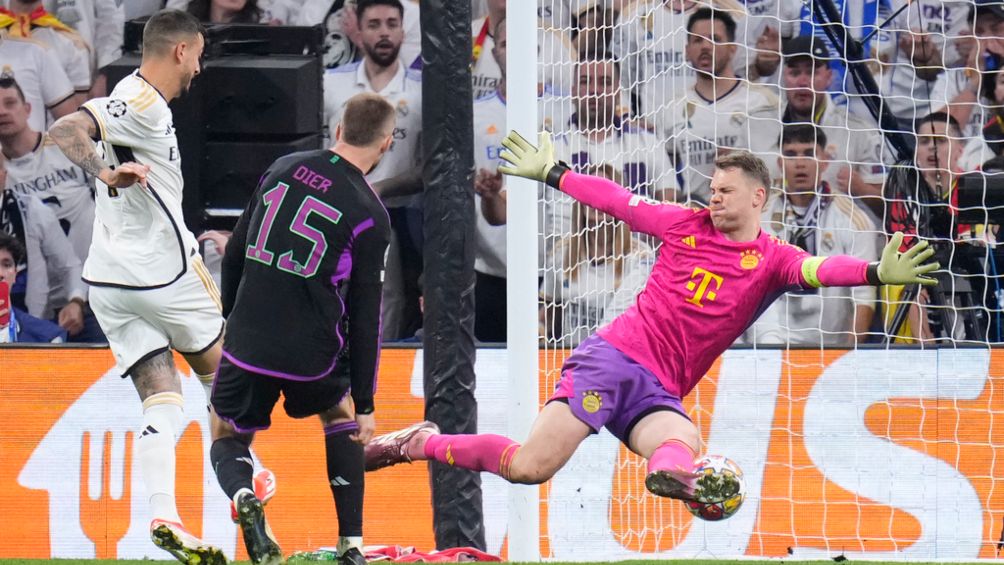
[1,0,1003,345]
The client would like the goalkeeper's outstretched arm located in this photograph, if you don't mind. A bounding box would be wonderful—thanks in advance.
[782,233,940,290]
[497,129,691,237]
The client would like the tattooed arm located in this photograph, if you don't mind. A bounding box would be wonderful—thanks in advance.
[48,111,149,188]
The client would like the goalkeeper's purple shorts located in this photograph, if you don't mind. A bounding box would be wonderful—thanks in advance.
[548,333,689,444]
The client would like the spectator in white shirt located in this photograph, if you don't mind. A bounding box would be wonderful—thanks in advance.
[742,124,881,346]
[41,0,123,97]
[1,0,92,106]
[0,35,75,129]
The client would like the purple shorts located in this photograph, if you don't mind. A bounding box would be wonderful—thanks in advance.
[549,334,689,444]
[550,333,690,443]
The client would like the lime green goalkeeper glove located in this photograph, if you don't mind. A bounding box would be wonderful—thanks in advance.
[498,130,557,183]
[876,232,940,286]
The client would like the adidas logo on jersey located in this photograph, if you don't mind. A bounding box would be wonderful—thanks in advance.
[681,236,696,248]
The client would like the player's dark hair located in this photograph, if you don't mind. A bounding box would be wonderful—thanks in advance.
[143,10,206,57]
[0,77,27,103]
[914,111,962,138]
[780,123,827,149]
[356,0,404,24]
[340,93,395,147]
[687,7,737,42]
[715,151,772,191]
[0,232,25,265]
[186,0,262,24]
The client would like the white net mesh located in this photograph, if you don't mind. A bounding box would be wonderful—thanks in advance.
[532,0,1004,558]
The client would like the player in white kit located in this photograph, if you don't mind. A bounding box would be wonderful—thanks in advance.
[48,10,231,564]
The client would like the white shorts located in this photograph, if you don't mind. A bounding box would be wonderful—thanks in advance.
[90,258,224,377]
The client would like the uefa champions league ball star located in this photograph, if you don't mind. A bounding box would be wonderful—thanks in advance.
[684,455,746,521]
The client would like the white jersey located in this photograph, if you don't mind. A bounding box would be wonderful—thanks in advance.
[868,53,971,123]
[4,133,94,262]
[0,36,74,131]
[472,91,507,278]
[42,0,123,68]
[472,16,501,100]
[323,60,422,206]
[609,0,749,119]
[80,71,198,289]
[771,100,887,190]
[881,0,970,68]
[3,23,93,93]
[665,81,780,203]
[742,190,882,346]
[542,238,655,347]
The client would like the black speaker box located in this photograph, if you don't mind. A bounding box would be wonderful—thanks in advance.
[201,134,323,211]
[203,56,322,136]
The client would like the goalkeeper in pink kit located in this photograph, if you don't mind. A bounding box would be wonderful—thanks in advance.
[365,130,939,503]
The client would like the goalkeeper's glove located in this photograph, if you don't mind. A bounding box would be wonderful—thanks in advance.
[498,130,559,184]
[874,232,940,286]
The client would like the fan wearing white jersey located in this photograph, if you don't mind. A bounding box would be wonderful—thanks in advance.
[0,35,76,130]
[741,124,882,346]
[472,15,508,342]
[773,36,887,208]
[610,0,780,120]
[47,11,227,564]
[664,7,780,204]
[0,78,93,265]
[323,0,423,341]
[553,57,676,212]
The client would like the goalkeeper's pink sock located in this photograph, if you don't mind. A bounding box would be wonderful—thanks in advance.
[424,434,521,480]
[648,439,697,475]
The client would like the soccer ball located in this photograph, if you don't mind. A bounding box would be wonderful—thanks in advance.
[683,455,745,521]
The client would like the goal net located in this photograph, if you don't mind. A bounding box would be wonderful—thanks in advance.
[527,0,1004,559]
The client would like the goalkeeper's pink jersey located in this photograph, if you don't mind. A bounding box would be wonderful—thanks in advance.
[557,170,865,398]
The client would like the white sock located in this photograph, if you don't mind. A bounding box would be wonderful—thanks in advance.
[233,487,255,505]
[195,371,215,409]
[138,392,184,524]
[338,536,364,555]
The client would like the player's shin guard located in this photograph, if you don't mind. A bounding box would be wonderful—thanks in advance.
[211,437,255,500]
[138,392,185,523]
[424,434,521,480]
[325,422,364,540]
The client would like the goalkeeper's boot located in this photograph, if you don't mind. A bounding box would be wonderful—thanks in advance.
[234,490,282,565]
[645,466,701,501]
[646,466,740,503]
[150,519,227,565]
[364,421,439,471]
[230,468,276,523]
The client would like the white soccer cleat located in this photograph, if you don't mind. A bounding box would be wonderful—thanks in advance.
[150,519,227,565]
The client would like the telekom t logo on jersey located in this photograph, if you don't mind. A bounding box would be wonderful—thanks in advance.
[685,267,723,307]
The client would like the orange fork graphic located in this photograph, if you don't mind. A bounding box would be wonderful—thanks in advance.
[79,431,133,559]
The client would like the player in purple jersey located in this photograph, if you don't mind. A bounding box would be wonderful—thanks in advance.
[364,131,938,504]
